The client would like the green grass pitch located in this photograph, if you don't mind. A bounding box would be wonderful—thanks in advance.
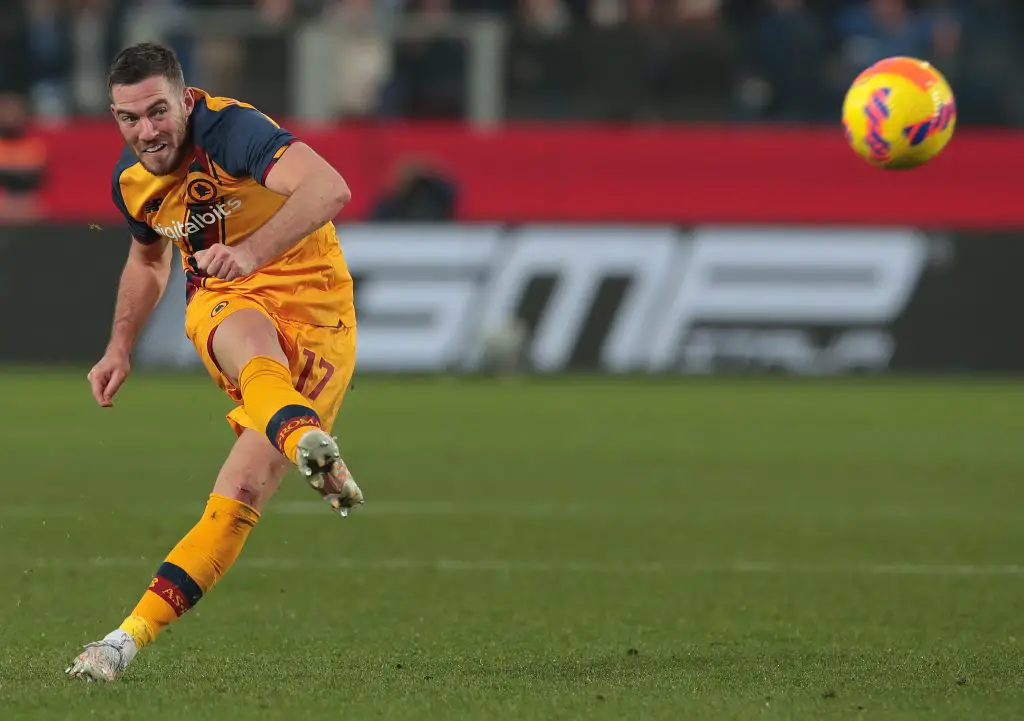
[1,369,1023,719]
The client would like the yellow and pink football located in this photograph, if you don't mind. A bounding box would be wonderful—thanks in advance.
[842,56,956,170]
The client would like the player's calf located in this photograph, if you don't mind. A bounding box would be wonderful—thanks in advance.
[69,492,260,680]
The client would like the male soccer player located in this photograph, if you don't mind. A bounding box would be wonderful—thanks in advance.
[66,42,363,682]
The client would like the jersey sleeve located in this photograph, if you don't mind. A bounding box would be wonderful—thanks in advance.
[196,103,296,184]
[111,161,160,244]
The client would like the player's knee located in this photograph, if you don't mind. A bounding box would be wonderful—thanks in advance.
[225,458,289,510]
[228,482,265,508]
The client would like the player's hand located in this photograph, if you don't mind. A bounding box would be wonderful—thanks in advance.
[192,244,258,281]
[87,352,131,408]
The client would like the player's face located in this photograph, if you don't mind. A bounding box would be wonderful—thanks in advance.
[110,76,194,176]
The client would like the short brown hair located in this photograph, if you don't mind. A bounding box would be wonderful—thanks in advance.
[107,42,185,95]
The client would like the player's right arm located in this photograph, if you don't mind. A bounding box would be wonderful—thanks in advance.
[88,236,172,407]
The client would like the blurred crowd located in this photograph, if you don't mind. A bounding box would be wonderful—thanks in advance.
[0,0,1017,222]
[0,0,1020,125]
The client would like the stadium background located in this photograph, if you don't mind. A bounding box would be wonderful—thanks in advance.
[0,0,1022,373]
[2,3,1024,718]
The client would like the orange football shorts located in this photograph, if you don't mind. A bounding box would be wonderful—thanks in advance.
[184,287,356,437]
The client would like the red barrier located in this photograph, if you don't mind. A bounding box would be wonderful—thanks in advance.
[37,121,1023,228]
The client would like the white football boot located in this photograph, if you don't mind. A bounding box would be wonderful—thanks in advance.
[296,429,364,517]
[66,629,138,682]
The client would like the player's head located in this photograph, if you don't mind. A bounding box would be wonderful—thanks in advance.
[108,42,194,176]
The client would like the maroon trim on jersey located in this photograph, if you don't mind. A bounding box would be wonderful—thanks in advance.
[206,322,229,381]
[260,139,296,185]
[192,142,212,175]
[184,270,203,305]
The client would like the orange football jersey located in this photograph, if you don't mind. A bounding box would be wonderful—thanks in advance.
[112,89,355,329]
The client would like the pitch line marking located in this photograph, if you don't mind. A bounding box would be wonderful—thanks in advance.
[4,556,1024,577]
[1,500,1021,521]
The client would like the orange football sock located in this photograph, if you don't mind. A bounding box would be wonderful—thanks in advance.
[119,494,259,648]
[237,355,322,463]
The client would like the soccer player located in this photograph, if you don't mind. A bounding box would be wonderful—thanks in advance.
[66,42,363,682]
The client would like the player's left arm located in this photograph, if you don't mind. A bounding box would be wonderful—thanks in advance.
[192,105,350,279]
[235,142,351,268]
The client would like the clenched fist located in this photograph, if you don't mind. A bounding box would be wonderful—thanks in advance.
[193,244,258,280]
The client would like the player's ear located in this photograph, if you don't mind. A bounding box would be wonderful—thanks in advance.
[183,87,195,115]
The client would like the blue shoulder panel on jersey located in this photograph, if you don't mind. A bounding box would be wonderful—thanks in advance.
[192,98,296,184]
[111,147,160,243]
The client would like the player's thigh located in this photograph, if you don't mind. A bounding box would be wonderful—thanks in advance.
[185,290,288,393]
[211,428,292,512]
[279,321,357,433]
[209,309,291,386]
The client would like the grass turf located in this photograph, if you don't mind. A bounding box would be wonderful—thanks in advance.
[1,369,1023,719]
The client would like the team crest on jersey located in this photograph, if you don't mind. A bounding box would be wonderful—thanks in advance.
[211,301,229,317]
[187,177,218,204]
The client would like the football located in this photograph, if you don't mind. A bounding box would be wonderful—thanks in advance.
[842,56,956,170]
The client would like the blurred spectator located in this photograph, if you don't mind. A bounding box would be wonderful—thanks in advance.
[652,0,738,121]
[382,0,468,119]
[182,0,290,111]
[4,0,1023,127]
[70,0,118,115]
[834,0,932,82]
[0,93,47,224]
[566,0,661,121]
[323,0,392,118]
[738,0,826,121]
[257,0,295,22]
[26,0,75,120]
[372,159,458,221]
[505,0,573,119]
[185,0,246,95]
[0,3,32,99]
[518,0,570,39]
[947,0,1023,125]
